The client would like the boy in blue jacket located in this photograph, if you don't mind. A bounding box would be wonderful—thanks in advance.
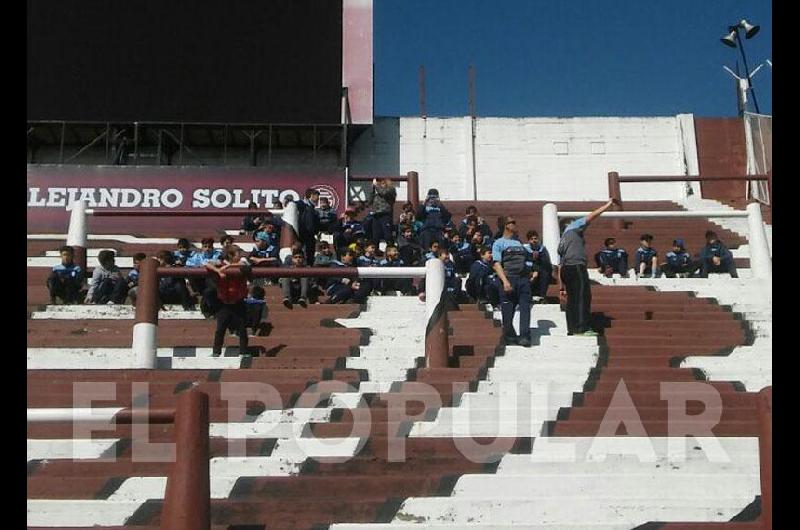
[595,237,629,277]
[524,230,553,301]
[450,232,476,274]
[416,189,452,251]
[698,231,738,278]
[662,239,700,278]
[466,246,497,304]
[635,234,659,278]
[47,245,84,304]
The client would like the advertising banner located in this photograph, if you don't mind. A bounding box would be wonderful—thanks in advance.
[27,165,345,234]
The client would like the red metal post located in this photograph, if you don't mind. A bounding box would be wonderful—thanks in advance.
[758,386,772,530]
[608,172,624,230]
[134,257,160,326]
[160,388,210,530]
[407,171,420,210]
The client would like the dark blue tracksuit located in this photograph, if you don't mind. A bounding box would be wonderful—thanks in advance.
[698,242,738,278]
[595,248,629,276]
[451,241,476,274]
[326,261,354,303]
[663,249,699,277]
[47,263,83,303]
[635,246,659,276]
[524,243,553,297]
[334,220,365,252]
[378,257,412,294]
[416,201,452,250]
[466,259,497,303]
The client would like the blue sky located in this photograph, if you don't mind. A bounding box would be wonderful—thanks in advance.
[374,0,772,118]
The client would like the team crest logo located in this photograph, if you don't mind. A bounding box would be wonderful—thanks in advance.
[313,184,340,210]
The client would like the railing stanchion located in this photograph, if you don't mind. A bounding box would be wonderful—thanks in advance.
[758,387,772,530]
[608,171,624,230]
[407,171,420,210]
[66,199,88,272]
[279,201,300,263]
[160,388,210,530]
[746,202,772,281]
[542,203,560,268]
[424,259,450,368]
[132,257,159,369]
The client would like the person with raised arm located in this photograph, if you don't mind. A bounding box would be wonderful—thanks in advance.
[557,199,617,336]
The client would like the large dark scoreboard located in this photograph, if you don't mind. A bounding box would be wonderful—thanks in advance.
[27,0,344,124]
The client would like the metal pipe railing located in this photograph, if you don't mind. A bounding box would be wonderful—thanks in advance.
[608,171,773,210]
[26,388,211,530]
[543,203,772,280]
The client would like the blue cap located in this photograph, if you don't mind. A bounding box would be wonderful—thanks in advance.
[255,232,270,242]
[673,239,685,248]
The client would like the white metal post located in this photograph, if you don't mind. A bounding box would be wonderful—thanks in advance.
[542,203,560,266]
[746,202,772,281]
[66,200,87,248]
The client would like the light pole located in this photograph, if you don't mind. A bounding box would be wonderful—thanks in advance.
[721,19,762,114]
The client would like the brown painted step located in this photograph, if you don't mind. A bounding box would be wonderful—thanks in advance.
[228,474,448,500]
[29,458,176,478]
[562,405,759,422]
[604,338,739,350]
[602,346,737,356]
[549,419,759,436]
[28,422,174,440]
[589,380,742,393]
[27,476,118,499]
[205,498,388,527]
[579,390,757,408]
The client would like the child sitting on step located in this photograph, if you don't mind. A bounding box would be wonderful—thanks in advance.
[85,250,128,304]
[47,245,84,304]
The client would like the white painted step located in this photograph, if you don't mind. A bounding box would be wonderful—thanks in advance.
[390,496,755,525]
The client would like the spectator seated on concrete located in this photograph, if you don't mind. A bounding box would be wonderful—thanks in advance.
[244,284,268,336]
[311,241,336,298]
[240,201,260,234]
[333,207,365,256]
[459,205,492,241]
[397,224,424,266]
[661,238,700,278]
[173,238,194,267]
[85,249,128,305]
[466,245,498,304]
[283,241,305,267]
[325,250,357,304]
[524,230,553,302]
[634,233,660,278]
[46,245,84,305]
[449,232,476,275]
[156,250,195,311]
[698,230,739,278]
[594,237,629,278]
[186,237,222,315]
[280,250,310,308]
[253,218,280,246]
[378,244,414,295]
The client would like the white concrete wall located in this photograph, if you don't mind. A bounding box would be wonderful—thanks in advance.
[394,116,694,201]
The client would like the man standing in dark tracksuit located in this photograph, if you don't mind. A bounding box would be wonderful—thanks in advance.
[294,188,321,266]
[492,216,533,347]
[365,178,397,244]
[557,199,616,336]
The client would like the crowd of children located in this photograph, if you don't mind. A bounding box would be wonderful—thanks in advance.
[45,185,742,350]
